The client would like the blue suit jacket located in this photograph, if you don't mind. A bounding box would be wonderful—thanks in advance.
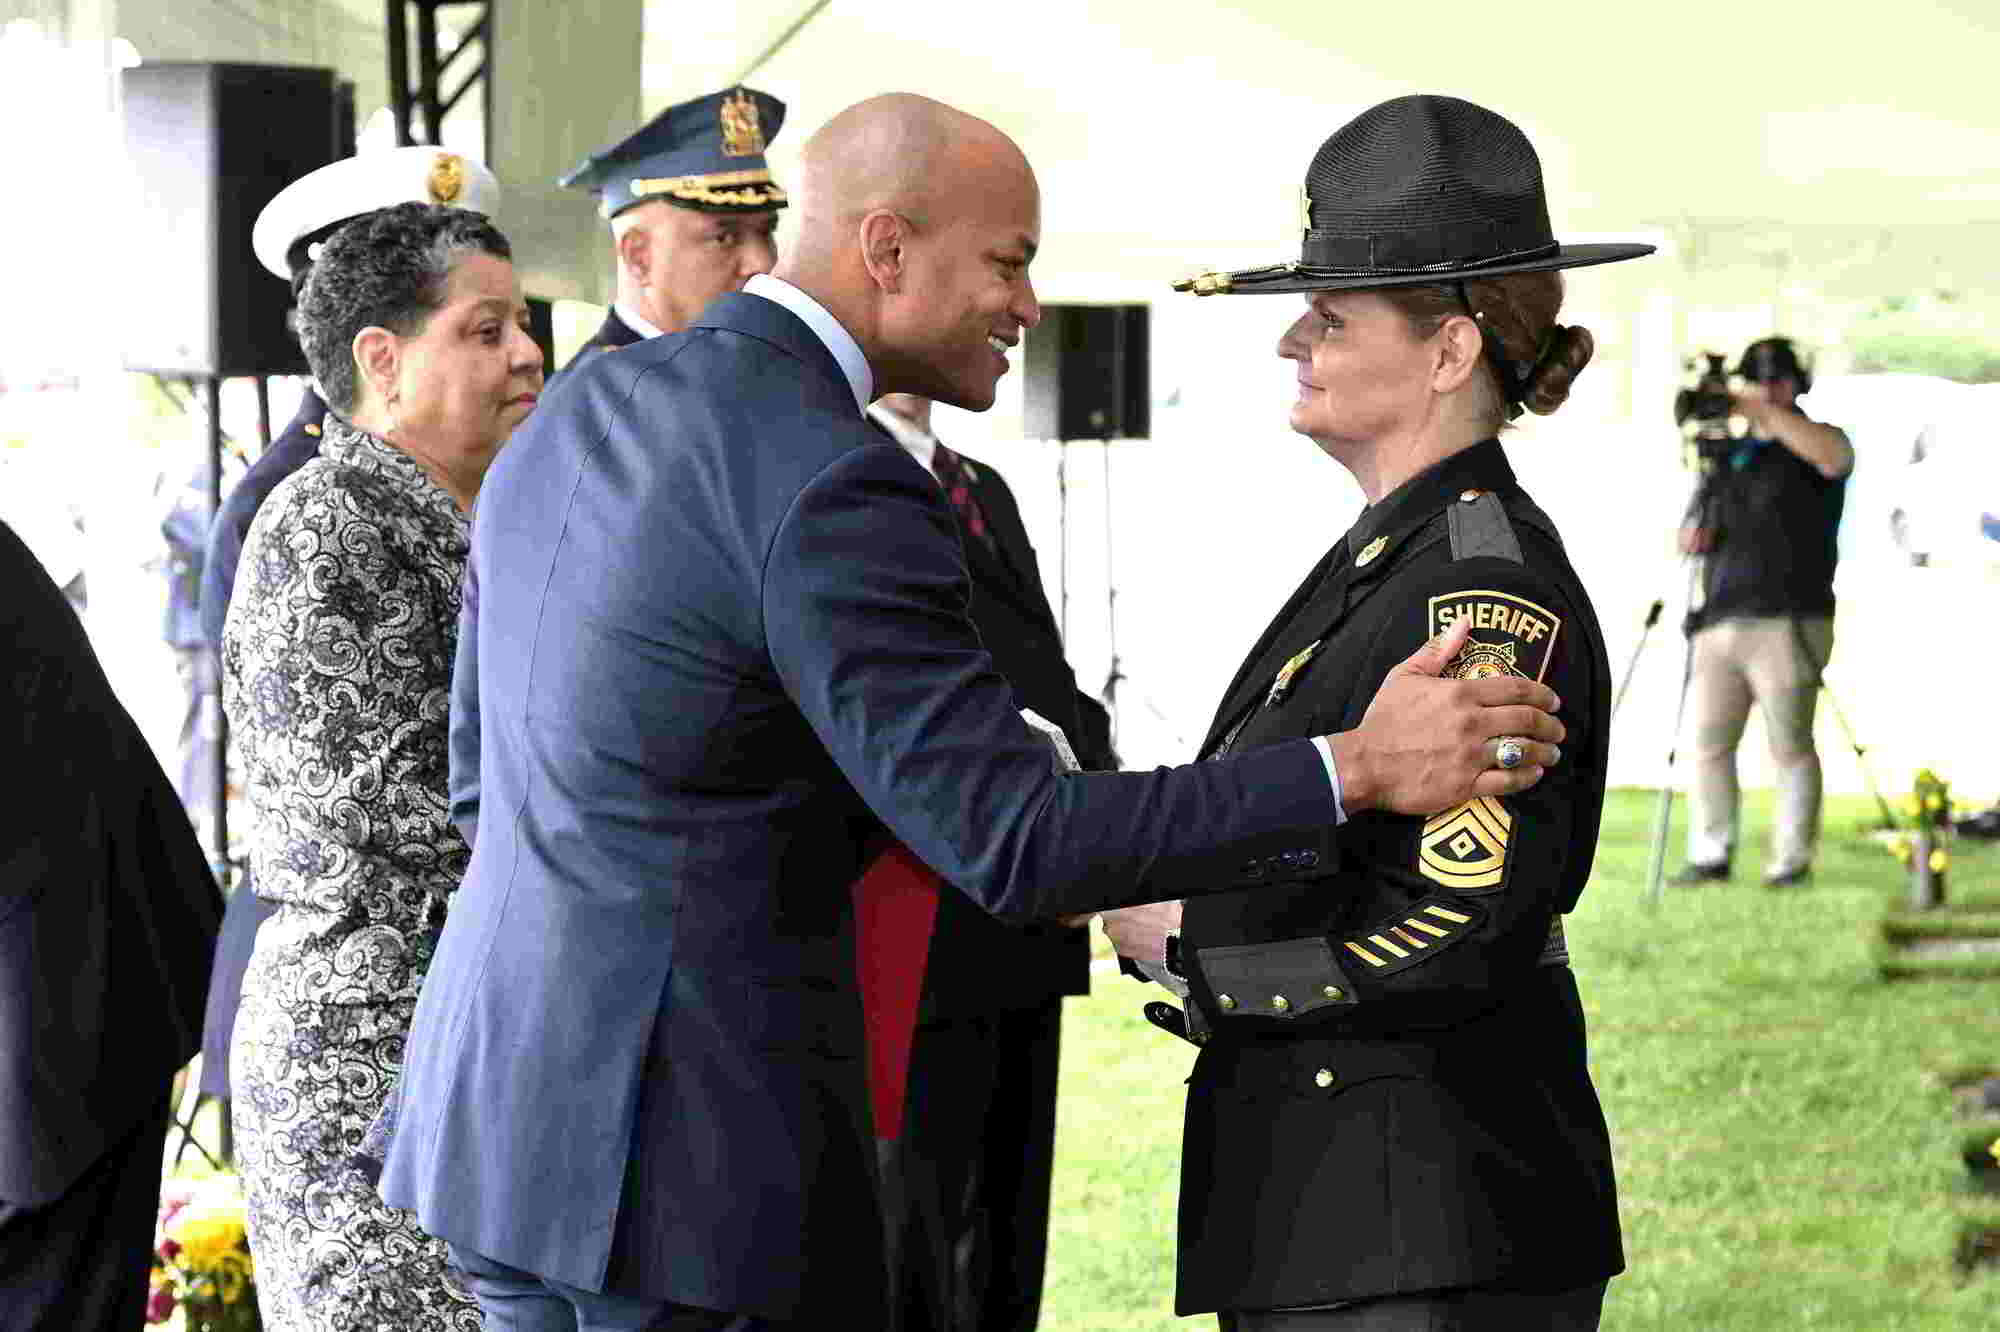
[381,292,1343,1319]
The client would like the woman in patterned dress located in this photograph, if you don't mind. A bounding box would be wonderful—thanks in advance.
[223,201,543,1332]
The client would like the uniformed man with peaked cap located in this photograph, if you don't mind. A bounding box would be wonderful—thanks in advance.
[1116,93,1653,1330]
[194,145,502,1107]
[559,86,788,364]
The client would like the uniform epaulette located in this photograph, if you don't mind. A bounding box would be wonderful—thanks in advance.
[1446,488,1522,563]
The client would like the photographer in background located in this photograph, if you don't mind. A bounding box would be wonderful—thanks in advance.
[1675,337,1854,887]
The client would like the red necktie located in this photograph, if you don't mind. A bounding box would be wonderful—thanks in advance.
[851,841,941,1140]
[930,443,995,554]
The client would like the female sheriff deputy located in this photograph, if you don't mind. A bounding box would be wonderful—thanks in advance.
[1156,95,1653,1330]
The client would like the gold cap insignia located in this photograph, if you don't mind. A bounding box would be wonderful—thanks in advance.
[1354,536,1387,567]
[427,153,464,205]
[720,89,765,157]
[1300,185,1313,233]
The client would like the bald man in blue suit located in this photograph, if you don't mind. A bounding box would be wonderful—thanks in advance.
[381,94,1566,1331]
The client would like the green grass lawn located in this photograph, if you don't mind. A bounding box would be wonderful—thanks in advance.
[1041,791,2000,1330]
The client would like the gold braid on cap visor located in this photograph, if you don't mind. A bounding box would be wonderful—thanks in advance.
[629,168,788,209]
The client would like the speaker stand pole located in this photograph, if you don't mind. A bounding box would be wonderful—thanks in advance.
[254,374,271,456]
[1098,436,1123,753]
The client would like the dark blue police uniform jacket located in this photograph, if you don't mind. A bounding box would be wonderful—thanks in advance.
[380,291,1347,1321]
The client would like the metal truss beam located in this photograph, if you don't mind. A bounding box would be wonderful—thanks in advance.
[386,0,489,151]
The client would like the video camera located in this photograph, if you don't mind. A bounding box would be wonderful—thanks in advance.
[1673,352,1736,456]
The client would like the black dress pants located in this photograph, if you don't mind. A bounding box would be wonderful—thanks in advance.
[0,1100,170,1331]
[1219,1281,1608,1331]
[882,999,1063,1332]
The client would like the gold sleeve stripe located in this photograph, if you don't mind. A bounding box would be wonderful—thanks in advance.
[1344,940,1386,967]
[1366,933,1409,959]
[1424,904,1473,924]
[1405,917,1450,938]
[1388,926,1427,949]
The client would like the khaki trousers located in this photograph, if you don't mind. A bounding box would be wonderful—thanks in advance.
[1686,615,1834,875]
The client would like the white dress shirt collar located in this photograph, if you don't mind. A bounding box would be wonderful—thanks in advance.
[611,299,666,343]
[865,402,940,480]
[742,274,874,413]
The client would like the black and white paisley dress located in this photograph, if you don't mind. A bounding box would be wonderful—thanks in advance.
[223,418,482,1332]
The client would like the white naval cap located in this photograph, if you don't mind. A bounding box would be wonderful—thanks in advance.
[252,146,503,280]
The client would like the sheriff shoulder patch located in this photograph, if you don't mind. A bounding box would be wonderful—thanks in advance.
[1419,589,1562,892]
[1429,589,1562,684]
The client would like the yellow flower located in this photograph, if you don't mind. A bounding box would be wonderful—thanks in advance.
[215,1253,253,1305]
[1929,849,1949,873]
[168,1212,248,1273]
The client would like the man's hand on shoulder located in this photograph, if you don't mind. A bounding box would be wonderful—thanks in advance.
[1327,615,1565,815]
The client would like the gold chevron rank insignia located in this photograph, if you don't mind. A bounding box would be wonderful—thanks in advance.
[1419,795,1512,891]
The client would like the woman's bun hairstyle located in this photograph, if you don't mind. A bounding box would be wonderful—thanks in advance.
[1521,324,1595,417]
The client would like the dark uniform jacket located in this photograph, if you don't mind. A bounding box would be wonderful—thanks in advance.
[563,306,646,372]
[874,427,1113,1016]
[1172,440,1623,1314]
[0,520,222,1206]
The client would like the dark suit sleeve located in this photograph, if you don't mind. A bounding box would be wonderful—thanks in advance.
[762,443,1342,923]
[1317,555,1594,1007]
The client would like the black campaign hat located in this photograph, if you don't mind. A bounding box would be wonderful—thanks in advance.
[1174,95,1653,297]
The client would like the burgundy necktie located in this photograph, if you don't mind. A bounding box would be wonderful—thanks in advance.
[930,442,995,554]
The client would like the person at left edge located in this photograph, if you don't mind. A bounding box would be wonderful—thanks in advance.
[0,518,222,1331]
[192,146,503,1110]
[557,85,786,368]
[381,92,1567,1331]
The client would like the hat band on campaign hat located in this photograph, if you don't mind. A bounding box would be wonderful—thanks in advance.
[1299,221,1558,277]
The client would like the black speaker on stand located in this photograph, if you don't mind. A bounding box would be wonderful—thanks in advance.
[121,62,343,896]
[1024,303,1150,443]
[1023,304,1152,752]
[121,62,343,378]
